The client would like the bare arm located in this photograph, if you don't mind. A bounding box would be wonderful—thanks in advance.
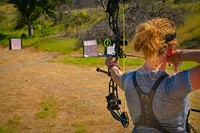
[181,50,200,90]
[180,50,200,62]
[169,49,200,90]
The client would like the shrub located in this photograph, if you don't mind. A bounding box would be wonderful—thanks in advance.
[21,33,28,39]
[40,24,54,36]
[0,10,6,22]
[0,33,7,40]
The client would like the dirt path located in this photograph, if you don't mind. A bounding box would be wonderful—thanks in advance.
[0,47,133,133]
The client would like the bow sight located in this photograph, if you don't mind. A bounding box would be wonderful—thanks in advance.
[97,0,129,128]
[103,37,128,57]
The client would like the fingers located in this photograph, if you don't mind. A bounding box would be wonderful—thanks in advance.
[105,56,119,67]
[107,56,118,63]
[174,65,179,73]
[168,50,182,73]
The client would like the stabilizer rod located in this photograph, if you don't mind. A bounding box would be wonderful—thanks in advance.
[96,68,111,76]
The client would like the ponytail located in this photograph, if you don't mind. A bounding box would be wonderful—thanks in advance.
[133,18,176,59]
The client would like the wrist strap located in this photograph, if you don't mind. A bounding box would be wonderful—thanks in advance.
[108,63,122,71]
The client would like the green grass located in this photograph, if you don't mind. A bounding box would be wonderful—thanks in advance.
[179,61,199,70]
[62,56,199,73]
[166,61,199,72]
[36,97,58,119]
[62,56,144,68]
[25,38,79,54]
[63,56,105,66]
[176,1,200,48]
[0,115,20,133]
[74,123,87,133]
[125,58,144,66]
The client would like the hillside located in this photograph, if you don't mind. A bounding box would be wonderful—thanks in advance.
[0,1,200,50]
[74,0,100,8]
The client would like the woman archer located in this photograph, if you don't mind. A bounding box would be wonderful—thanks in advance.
[105,18,200,133]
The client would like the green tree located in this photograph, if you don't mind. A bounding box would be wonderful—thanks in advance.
[9,0,60,36]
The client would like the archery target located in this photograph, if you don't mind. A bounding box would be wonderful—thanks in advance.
[9,38,22,50]
[83,40,97,57]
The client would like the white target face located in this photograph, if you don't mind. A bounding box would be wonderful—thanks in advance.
[10,38,22,50]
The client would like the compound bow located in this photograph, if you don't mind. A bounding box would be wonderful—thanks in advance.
[96,0,129,128]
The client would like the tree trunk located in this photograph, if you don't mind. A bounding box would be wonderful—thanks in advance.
[27,17,33,37]
[75,24,79,37]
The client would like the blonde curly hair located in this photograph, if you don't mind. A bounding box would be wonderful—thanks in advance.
[133,18,176,59]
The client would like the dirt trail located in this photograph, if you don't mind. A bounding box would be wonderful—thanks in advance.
[0,47,133,133]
